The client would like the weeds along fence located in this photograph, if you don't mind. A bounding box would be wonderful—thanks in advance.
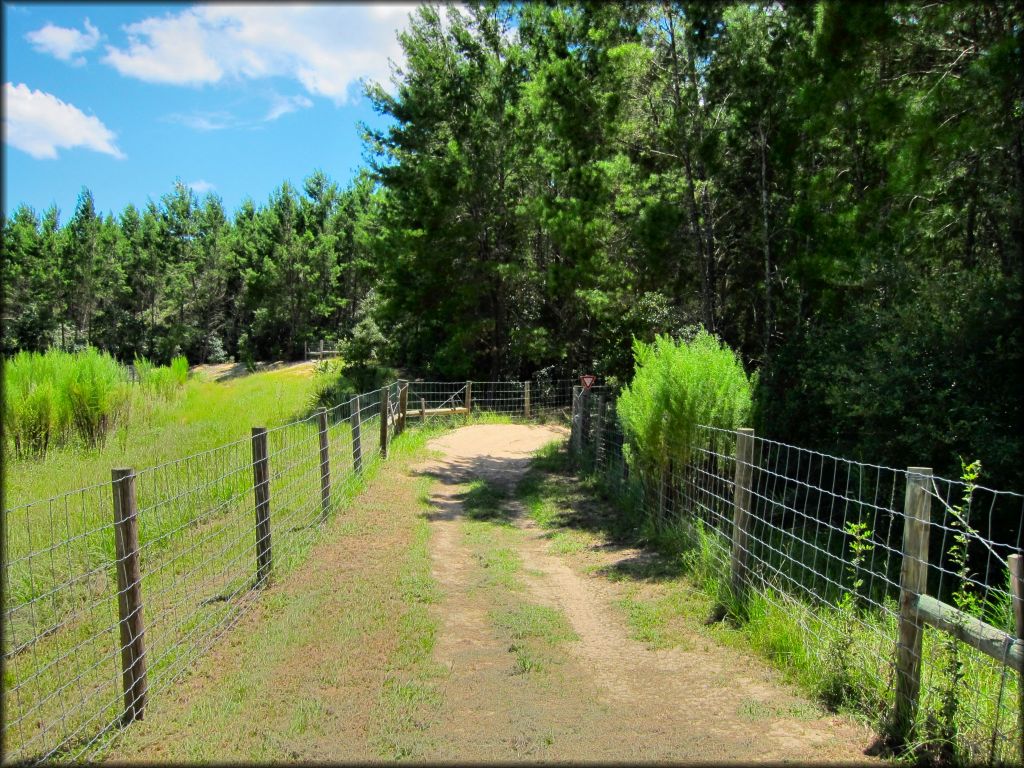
[570,385,1024,764]
[1,378,572,764]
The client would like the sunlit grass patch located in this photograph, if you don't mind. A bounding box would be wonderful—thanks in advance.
[546,530,589,554]
[462,478,512,523]
[491,604,578,645]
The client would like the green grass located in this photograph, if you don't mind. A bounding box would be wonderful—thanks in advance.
[372,479,445,759]
[5,363,318,509]
[2,365,424,763]
[545,530,589,554]
[462,479,512,523]
[738,699,823,722]
[491,604,578,644]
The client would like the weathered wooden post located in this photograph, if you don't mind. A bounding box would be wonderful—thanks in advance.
[524,381,531,419]
[112,468,148,723]
[317,408,330,519]
[420,398,426,421]
[595,394,606,469]
[1010,553,1024,762]
[730,429,755,604]
[397,380,409,435]
[379,388,389,458]
[350,397,363,474]
[580,387,592,449]
[465,380,473,423]
[570,386,581,454]
[893,467,933,743]
[251,428,272,585]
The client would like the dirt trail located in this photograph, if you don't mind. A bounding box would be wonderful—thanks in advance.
[416,424,878,762]
[105,423,880,763]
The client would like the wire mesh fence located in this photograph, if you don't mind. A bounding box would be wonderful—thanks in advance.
[399,378,575,427]
[570,385,1024,764]
[1,378,572,764]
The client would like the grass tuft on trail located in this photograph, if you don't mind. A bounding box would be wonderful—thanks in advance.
[456,475,579,679]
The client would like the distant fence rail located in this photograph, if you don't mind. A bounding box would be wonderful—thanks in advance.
[1,378,573,764]
[569,385,1024,764]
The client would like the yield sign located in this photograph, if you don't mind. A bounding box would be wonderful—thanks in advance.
[580,374,597,389]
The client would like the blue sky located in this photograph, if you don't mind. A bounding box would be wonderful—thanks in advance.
[2,2,418,220]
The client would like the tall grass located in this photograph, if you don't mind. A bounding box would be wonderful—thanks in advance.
[3,349,195,460]
[134,354,189,400]
[65,348,132,448]
[616,329,755,479]
[4,350,71,458]
[4,348,134,457]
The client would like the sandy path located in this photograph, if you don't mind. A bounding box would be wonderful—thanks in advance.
[416,424,879,762]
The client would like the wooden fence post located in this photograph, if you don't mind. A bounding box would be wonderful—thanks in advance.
[1009,553,1024,762]
[622,436,630,484]
[112,468,147,723]
[570,386,580,454]
[595,395,606,469]
[730,429,755,604]
[350,398,363,474]
[524,381,531,419]
[397,381,408,435]
[893,467,933,743]
[251,428,272,585]
[580,387,592,448]
[465,380,473,423]
[420,398,426,421]
[379,388,389,458]
[317,408,330,519]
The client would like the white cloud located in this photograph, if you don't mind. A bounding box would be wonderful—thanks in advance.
[264,93,313,122]
[165,110,238,132]
[3,82,124,160]
[26,18,101,66]
[102,4,418,104]
[187,179,216,194]
[104,11,222,84]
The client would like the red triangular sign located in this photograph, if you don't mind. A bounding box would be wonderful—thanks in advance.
[580,374,596,389]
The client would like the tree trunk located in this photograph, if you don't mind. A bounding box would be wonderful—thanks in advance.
[665,6,714,331]
[760,121,773,363]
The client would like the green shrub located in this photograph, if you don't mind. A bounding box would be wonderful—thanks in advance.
[306,358,397,413]
[133,355,154,385]
[66,347,131,449]
[307,358,347,411]
[616,328,756,479]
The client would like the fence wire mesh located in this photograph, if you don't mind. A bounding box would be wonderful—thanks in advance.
[570,385,1024,764]
[1,378,573,763]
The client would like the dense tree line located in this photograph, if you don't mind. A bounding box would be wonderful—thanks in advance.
[3,1,1022,491]
[2,171,378,365]
[364,1,1023,491]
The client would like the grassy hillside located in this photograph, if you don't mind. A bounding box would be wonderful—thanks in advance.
[4,362,318,511]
